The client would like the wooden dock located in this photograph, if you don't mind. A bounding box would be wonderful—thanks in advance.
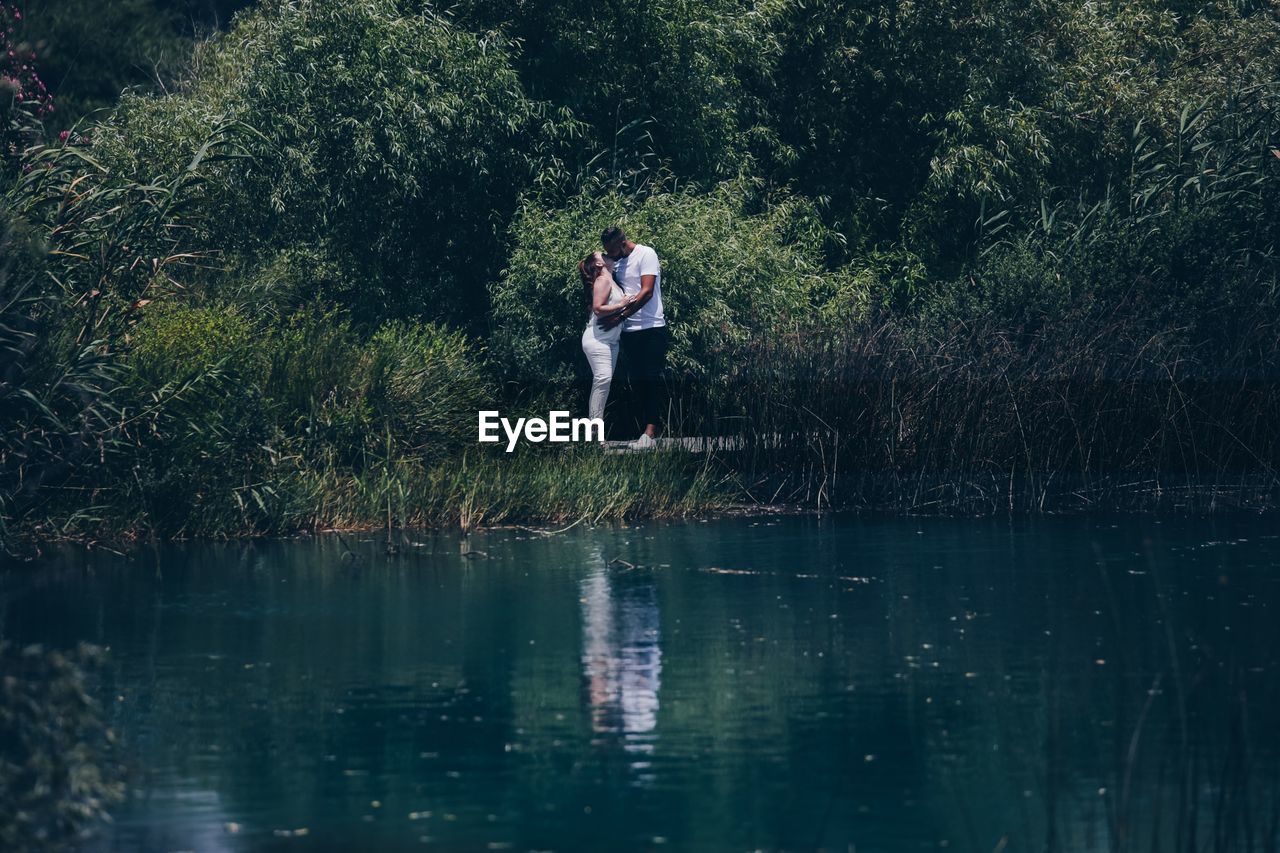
[603,435,748,453]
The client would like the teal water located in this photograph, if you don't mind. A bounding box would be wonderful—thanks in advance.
[4,515,1280,851]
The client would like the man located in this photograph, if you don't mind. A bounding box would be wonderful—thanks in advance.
[600,225,666,449]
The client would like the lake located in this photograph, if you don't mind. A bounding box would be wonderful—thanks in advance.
[3,515,1279,851]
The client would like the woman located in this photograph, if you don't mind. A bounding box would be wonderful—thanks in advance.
[579,251,633,426]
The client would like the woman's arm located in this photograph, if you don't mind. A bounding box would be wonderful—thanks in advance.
[591,271,630,318]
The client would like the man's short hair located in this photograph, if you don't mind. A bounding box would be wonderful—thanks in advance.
[601,226,626,246]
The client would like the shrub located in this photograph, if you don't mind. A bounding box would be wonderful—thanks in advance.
[224,243,363,320]
[265,303,357,409]
[362,320,490,463]
[123,303,276,535]
[0,205,121,553]
[1,105,230,549]
[128,302,266,389]
[105,299,494,535]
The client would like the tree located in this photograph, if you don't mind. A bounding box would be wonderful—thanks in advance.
[95,0,586,326]
[443,0,790,186]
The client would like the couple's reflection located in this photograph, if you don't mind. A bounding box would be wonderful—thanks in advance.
[580,560,662,769]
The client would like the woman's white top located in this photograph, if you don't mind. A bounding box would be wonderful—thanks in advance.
[588,279,626,341]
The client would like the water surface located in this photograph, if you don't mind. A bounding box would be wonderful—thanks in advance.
[4,515,1279,851]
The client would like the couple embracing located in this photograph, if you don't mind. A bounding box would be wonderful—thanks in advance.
[578,226,668,450]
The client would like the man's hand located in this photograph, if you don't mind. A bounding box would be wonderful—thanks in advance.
[599,305,628,330]
[599,299,633,330]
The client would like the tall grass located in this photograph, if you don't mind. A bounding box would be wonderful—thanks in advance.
[1,122,247,553]
[717,310,1280,513]
[248,444,728,536]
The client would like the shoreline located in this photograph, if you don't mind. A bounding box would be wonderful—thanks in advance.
[6,488,1277,565]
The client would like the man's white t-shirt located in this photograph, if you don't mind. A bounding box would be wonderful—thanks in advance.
[614,243,665,332]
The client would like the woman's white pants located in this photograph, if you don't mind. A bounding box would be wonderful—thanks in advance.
[581,322,620,423]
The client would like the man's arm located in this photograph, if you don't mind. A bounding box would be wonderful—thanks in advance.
[629,274,656,311]
[600,276,653,329]
[630,248,660,313]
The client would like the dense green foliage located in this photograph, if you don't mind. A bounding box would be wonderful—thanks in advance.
[3,0,1280,552]
[93,0,584,324]
[444,0,789,184]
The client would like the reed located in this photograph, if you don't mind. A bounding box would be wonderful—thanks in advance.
[276,443,725,533]
[711,310,1280,514]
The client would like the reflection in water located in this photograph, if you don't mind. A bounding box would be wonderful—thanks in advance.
[111,786,237,852]
[580,560,662,762]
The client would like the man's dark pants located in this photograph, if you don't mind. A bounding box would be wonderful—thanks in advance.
[619,325,669,434]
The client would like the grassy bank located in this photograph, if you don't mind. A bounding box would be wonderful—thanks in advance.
[271,446,729,534]
[5,447,729,555]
